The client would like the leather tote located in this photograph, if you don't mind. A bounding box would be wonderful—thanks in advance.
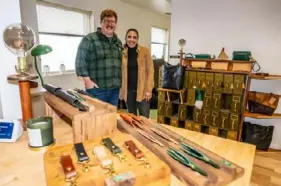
[161,63,184,90]
[248,91,279,116]
[242,122,274,151]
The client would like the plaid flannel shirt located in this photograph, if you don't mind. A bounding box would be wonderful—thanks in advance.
[75,28,123,89]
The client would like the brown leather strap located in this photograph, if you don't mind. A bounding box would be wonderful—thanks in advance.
[60,155,78,180]
[124,140,144,159]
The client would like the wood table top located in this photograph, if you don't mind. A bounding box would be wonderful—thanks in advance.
[0,119,255,186]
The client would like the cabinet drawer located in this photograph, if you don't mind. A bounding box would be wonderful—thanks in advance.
[196,72,206,90]
[184,71,189,88]
[157,115,164,124]
[170,117,179,127]
[202,109,211,125]
[188,71,197,89]
[193,123,201,132]
[229,113,240,131]
[214,73,223,92]
[220,110,230,129]
[211,110,220,127]
[227,131,238,140]
[158,101,165,115]
[178,104,187,121]
[185,121,193,130]
[231,95,242,113]
[203,92,212,108]
[223,74,234,94]
[193,108,201,123]
[158,90,166,101]
[209,127,218,136]
[212,93,221,110]
[186,89,195,106]
[233,74,246,95]
[164,102,173,117]
[205,72,214,92]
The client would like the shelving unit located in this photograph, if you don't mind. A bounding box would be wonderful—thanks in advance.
[239,74,281,141]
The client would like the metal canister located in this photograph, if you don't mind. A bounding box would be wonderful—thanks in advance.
[26,116,54,150]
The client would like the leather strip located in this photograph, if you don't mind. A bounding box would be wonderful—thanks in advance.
[124,140,144,159]
[74,143,89,162]
[102,137,121,155]
[93,145,113,168]
[60,155,78,180]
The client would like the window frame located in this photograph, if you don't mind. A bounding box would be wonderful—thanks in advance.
[36,0,93,75]
[150,26,169,60]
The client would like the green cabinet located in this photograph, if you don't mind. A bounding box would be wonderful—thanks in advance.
[223,74,234,94]
[193,108,201,123]
[158,101,165,115]
[233,74,246,95]
[186,89,195,106]
[231,95,242,113]
[184,71,189,89]
[178,104,187,121]
[214,73,223,92]
[203,92,212,108]
[211,110,220,127]
[188,71,197,89]
[196,72,206,90]
[158,91,166,101]
[229,113,240,131]
[212,93,221,110]
[202,109,211,125]
[220,110,229,129]
[205,72,214,92]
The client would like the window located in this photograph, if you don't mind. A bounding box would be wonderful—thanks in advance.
[36,1,92,73]
[151,27,168,61]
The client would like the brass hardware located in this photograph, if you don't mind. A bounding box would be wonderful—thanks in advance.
[115,153,126,163]
[214,98,218,108]
[231,120,235,130]
[241,83,245,89]
[136,157,150,168]
[180,110,184,119]
[65,174,79,186]
[103,164,116,175]
[195,112,199,122]
[212,116,217,126]
[204,115,207,124]
[222,118,226,128]
[230,84,234,89]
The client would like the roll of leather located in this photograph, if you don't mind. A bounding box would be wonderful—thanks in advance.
[27,116,54,148]
[43,84,61,94]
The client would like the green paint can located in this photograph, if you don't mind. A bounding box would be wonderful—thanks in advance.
[26,116,55,151]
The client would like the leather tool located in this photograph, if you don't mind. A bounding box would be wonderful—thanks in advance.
[60,155,78,185]
[93,145,115,175]
[167,148,208,176]
[137,129,164,147]
[150,128,179,145]
[181,143,220,169]
[102,137,126,163]
[124,140,150,168]
[119,113,144,129]
[127,113,149,127]
[74,143,90,172]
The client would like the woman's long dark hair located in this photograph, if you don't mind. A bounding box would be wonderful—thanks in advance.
[124,28,139,48]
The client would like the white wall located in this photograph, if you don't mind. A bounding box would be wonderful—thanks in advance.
[170,0,281,149]
[0,0,22,120]
[20,0,171,89]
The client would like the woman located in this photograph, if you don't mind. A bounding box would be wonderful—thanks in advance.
[119,29,154,118]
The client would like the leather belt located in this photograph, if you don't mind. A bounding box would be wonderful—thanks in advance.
[102,137,126,163]
[74,143,90,172]
[124,140,150,168]
[60,155,78,185]
[93,145,115,175]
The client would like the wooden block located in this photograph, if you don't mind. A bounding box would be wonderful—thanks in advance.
[211,62,228,71]
[193,123,201,132]
[43,131,170,186]
[117,117,245,186]
[209,127,218,136]
[185,121,193,130]
[44,92,117,143]
[227,131,238,140]
[232,63,252,72]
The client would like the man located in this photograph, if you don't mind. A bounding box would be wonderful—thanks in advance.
[75,9,122,106]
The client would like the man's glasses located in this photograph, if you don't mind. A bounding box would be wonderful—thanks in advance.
[102,19,116,25]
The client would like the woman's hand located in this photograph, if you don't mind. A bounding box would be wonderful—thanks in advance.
[145,92,152,102]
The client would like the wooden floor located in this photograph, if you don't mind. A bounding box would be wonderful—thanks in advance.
[251,151,281,186]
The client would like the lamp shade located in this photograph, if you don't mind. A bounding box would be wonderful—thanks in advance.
[31,45,52,56]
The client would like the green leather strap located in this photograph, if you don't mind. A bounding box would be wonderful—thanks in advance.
[102,137,121,155]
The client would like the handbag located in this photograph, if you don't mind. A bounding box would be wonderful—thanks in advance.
[242,122,274,151]
[161,63,184,90]
[248,91,279,116]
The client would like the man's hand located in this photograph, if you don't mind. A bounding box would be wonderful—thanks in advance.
[145,92,152,102]
[83,77,99,89]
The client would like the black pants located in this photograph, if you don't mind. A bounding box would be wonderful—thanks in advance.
[127,89,150,118]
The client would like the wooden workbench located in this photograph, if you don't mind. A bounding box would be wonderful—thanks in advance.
[0,119,255,186]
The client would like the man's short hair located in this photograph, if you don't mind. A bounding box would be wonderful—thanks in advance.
[100,9,118,22]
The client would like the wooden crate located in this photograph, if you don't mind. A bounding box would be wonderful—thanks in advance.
[117,117,244,186]
[44,92,117,143]
[43,131,170,186]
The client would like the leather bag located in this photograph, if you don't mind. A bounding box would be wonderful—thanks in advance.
[242,122,274,151]
[161,63,184,90]
[248,91,279,116]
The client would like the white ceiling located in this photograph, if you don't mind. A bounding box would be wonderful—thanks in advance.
[121,0,172,15]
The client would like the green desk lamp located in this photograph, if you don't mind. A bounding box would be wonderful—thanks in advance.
[31,45,52,85]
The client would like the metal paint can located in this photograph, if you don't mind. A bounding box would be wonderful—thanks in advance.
[26,116,55,151]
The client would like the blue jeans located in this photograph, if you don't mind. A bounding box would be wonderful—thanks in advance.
[86,88,119,107]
